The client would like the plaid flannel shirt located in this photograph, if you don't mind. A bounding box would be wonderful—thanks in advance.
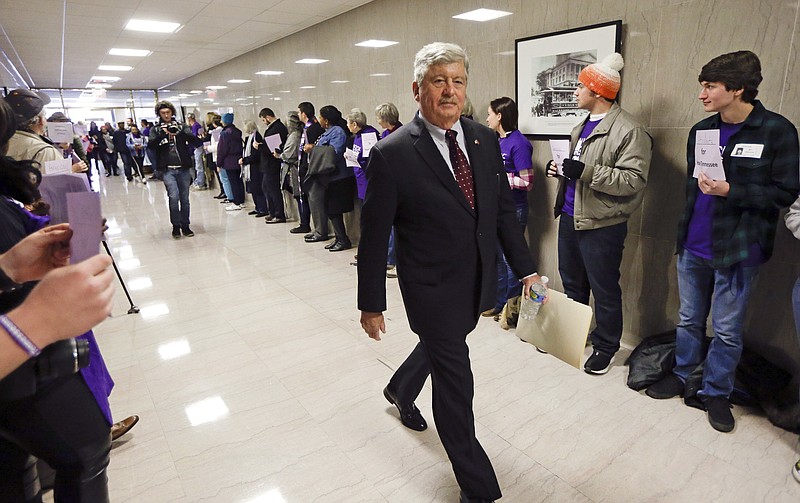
[677,101,800,268]
[507,169,533,191]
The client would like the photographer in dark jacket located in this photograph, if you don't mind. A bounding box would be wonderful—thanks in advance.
[149,101,198,238]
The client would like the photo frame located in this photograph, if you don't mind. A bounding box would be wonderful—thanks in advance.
[515,20,622,137]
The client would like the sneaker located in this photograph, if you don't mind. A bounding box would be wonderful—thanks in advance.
[646,373,685,399]
[225,203,243,211]
[583,350,614,375]
[171,226,181,239]
[181,227,195,237]
[190,184,207,191]
[792,458,800,483]
[702,395,734,433]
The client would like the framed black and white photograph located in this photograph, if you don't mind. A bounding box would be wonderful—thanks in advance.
[516,20,622,137]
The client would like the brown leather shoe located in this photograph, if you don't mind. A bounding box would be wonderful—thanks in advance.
[111,415,139,441]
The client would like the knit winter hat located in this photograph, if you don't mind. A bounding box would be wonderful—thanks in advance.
[221,113,234,125]
[578,53,624,100]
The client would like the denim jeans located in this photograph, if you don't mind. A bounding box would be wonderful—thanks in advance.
[218,168,233,200]
[673,250,759,398]
[558,214,627,356]
[162,168,191,228]
[494,205,529,309]
[193,147,206,187]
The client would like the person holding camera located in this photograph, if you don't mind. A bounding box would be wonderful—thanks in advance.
[149,101,199,238]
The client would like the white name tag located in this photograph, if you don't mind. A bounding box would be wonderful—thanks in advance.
[730,143,764,158]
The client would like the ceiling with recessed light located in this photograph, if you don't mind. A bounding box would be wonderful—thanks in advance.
[0,0,374,91]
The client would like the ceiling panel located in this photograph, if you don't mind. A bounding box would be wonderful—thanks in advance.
[0,0,374,91]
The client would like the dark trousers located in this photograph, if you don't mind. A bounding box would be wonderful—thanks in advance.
[225,168,245,205]
[101,151,117,175]
[262,167,285,219]
[119,151,135,180]
[249,168,268,215]
[131,154,145,178]
[0,373,111,503]
[296,165,311,226]
[558,213,627,356]
[389,339,501,500]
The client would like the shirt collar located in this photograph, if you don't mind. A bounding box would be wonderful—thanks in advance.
[418,111,464,142]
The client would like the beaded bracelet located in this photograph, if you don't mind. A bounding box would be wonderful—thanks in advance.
[0,314,41,357]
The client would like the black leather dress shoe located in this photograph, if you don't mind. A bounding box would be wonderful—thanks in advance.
[329,241,352,252]
[290,225,311,234]
[383,386,427,431]
[305,234,330,243]
[459,490,494,503]
[324,240,338,250]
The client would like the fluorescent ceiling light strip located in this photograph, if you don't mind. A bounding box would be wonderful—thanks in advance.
[295,58,327,64]
[452,8,512,21]
[91,75,121,81]
[370,73,391,77]
[355,39,398,48]
[206,85,227,90]
[125,19,181,33]
[227,79,251,83]
[256,70,283,76]
[109,48,151,57]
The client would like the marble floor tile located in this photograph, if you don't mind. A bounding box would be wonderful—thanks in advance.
[41,176,800,502]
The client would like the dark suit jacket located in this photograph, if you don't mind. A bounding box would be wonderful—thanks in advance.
[357,115,535,337]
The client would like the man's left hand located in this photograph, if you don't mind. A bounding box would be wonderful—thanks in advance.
[562,159,585,180]
[697,172,730,197]
[360,311,386,341]
[521,274,548,303]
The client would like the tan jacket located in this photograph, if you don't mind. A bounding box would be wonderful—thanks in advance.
[5,130,61,166]
[554,103,653,230]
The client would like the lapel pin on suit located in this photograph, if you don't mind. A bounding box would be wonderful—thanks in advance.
[474,139,480,145]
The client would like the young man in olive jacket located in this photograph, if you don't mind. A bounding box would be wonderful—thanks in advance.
[546,53,652,375]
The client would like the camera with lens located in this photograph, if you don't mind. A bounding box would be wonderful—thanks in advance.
[34,338,90,382]
[165,121,181,135]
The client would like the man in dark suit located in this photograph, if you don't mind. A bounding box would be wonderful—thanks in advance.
[357,42,543,503]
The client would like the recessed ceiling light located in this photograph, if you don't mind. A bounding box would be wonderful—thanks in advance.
[109,48,151,57]
[370,73,391,77]
[227,79,251,84]
[299,85,316,89]
[256,70,284,76]
[295,58,328,64]
[125,19,181,33]
[330,80,349,84]
[190,90,203,94]
[273,97,281,101]
[206,85,227,90]
[98,65,132,71]
[203,98,214,102]
[279,90,291,93]
[355,39,399,48]
[452,8,512,22]
[91,75,121,82]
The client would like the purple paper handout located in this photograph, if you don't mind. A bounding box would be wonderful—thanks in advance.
[66,192,102,264]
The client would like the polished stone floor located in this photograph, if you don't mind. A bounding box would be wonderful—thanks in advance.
[66,168,800,502]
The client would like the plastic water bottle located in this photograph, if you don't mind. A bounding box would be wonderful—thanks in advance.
[520,275,549,321]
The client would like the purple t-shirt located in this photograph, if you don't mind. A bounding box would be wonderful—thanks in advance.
[191,121,202,137]
[684,121,765,265]
[499,129,533,206]
[562,117,603,216]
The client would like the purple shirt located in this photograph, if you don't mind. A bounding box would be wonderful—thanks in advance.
[562,117,603,216]
[499,129,533,206]
[684,121,765,265]
[191,121,202,137]
[380,122,402,139]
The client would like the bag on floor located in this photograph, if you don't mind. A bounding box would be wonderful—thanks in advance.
[499,295,520,330]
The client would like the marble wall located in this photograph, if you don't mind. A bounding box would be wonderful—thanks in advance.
[173,0,800,374]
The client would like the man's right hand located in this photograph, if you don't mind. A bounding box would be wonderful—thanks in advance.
[360,311,386,341]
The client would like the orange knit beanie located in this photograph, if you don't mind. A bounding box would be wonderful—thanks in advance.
[578,53,624,100]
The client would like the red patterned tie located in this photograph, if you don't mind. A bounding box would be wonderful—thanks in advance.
[444,129,475,210]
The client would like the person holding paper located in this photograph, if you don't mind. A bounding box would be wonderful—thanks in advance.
[545,53,652,375]
[484,96,533,317]
[358,43,542,503]
[647,51,800,434]
[346,108,380,201]
[240,120,267,217]
[277,112,304,222]
[149,100,198,238]
[257,108,288,223]
[294,102,324,235]
[3,89,88,175]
